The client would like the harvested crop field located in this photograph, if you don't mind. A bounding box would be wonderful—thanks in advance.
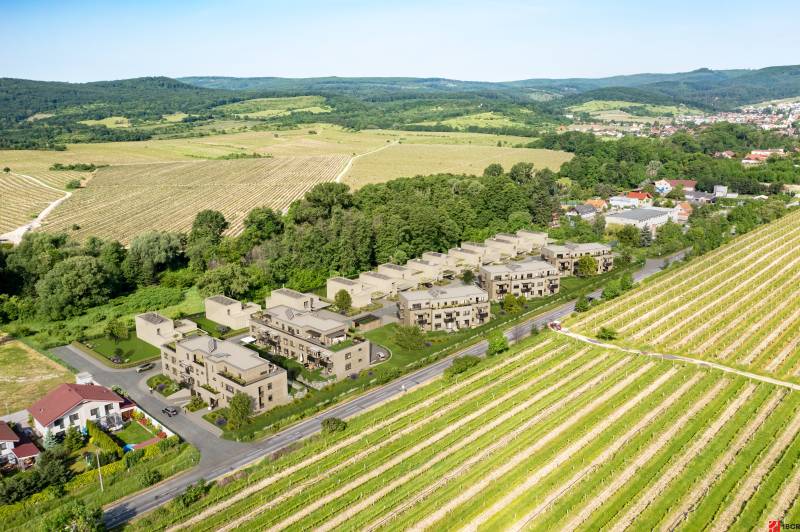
[0,172,67,233]
[568,209,800,382]
[0,340,73,413]
[343,143,572,188]
[135,334,800,531]
[40,156,348,243]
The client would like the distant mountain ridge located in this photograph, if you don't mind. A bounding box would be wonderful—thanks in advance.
[179,65,800,109]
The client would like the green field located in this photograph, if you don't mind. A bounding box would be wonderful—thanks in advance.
[568,100,703,122]
[568,209,800,383]
[130,332,800,531]
[78,115,131,128]
[215,96,331,117]
[82,334,160,364]
[0,340,73,413]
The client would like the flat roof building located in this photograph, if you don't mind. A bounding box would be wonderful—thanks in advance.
[266,288,330,312]
[398,284,490,332]
[205,295,262,331]
[326,277,373,308]
[135,312,198,348]
[541,242,614,276]
[479,259,560,301]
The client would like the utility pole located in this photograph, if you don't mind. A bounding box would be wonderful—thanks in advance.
[95,449,104,492]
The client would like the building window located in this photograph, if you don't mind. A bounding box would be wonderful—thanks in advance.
[345,363,352,371]
[345,353,351,360]
[69,413,79,425]
[267,383,272,390]
[268,395,273,401]
[90,408,99,418]
[105,404,113,415]
[0,442,6,451]
[54,418,64,429]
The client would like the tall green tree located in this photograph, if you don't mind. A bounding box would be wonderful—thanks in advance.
[35,256,111,320]
[228,392,253,429]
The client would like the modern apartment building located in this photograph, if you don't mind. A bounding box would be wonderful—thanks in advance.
[326,277,373,308]
[266,287,329,312]
[250,302,371,381]
[135,312,198,348]
[478,259,560,300]
[447,247,483,270]
[541,243,614,276]
[161,335,288,413]
[398,285,490,332]
[358,271,405,297]
[515,229,549,251]
[405,258,446,283]
[205,295,262,330]
[377,263,420,285]
[461,242,502,263]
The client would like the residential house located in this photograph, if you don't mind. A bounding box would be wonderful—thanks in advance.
[250,304,371,381]
[541,243,614,276]
[398,285,490,332]
[713,185,729,198]
[713,150,735,159]
[626,191,653,207]
[677,201,693,223]
[0,421,19,464]
[447,247,484,270]
[584,199,608,212]
[569,204,597,220]
[654,180,673,195]
[667,179,697,192]
[161,335,289,413]
[135,312,198,348]
[358,271,404,297]
[326,277,373,308]
[684,190,716,204]
[478,259,560,300]
[28,383,134,436]
[609,195,640,209]
[406,258,446,284]
[205,295,262,330]
[461,242,503,264]
[484,235,522,258]
[376,263,420,290]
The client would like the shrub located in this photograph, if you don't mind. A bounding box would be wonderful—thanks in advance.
[175,479,208,509]
[63,426,84,452]
[138,469,162,487]
[597,327,618,340]
[156,436,180,452]
[86,420,123,459]
[393,325,426,350]
[487,333,509,356]
[321,417,347,434]
[445,355,480,378]
[124,448,145,467]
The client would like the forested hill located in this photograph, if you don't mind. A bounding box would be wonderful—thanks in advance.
[181,65,800,110]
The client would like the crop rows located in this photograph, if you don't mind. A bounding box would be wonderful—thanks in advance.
[40,156,348,243]
[569,209,800,381]
[158,334,800,531]
[0,173,66,233]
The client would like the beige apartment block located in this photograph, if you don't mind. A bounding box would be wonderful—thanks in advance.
[405,259,446,283]
[516,229,549,251]
[461,242,503,263]
[478,259,560,301]
[135,312,198,348]
[447,247,483,270]
[250,305,370,381]
[484,235,520,258]
[205,295,262,330]
[326,277,373,308]
[266,288,330,311]
[377,263,421,287]
[359,271,402,297]
[161,335,288,413]
[541,243,614,276]
[398,285,490,332]
[421,251,459,269]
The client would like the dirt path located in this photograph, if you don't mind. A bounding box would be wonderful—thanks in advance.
[712,407,800,530]
[334,141,398,184]
[559,379,728,531]
[172,339,557,531]
[256,353,624,532]
[505,374,703,531]
[607,384,756,532]
[662,390,785,531]
[404,360,654,532]
[464,368,682,531]
[209,345,580,532]
[0,172,72,244]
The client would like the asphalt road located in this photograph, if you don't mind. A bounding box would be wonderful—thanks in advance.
[53,251,684,527]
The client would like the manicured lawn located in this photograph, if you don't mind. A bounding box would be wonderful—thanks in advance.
[247,343,326,382]
[147,374,181,396]
[188,313,228,337]
[0,340,73,413]
[114,421,155,445]
[83,334,159,364]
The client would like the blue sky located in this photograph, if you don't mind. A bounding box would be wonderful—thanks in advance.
[3,0,799,82]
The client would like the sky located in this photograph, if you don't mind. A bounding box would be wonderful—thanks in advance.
[3,0,800,83]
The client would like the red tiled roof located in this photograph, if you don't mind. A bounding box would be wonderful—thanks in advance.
[667,179,697,188]
[0,421,19,442]
[28,383,124,427]
[12,442,40,459]
[626,191,652,200]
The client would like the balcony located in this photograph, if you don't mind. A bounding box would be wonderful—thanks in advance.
[218,371,246,387]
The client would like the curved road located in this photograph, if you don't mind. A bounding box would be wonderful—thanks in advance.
[50,252,684,527]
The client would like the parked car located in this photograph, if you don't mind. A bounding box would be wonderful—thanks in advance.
[136,362,155,373]
[548,321,562,331]
[162,407,178,417]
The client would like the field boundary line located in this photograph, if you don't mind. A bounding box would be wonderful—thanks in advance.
[0,172,72,244]
[559,330,800,392]
[335,140,398,183]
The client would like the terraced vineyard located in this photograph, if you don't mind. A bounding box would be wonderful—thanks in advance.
[136,334,800,531]
[40,156,348,243]
[0,172,67,233]
[569,208,800,382]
